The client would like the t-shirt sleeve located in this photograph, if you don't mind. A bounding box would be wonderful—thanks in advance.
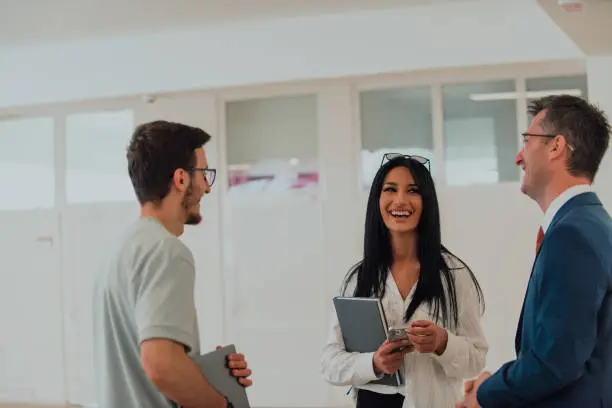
[132,238,198,353]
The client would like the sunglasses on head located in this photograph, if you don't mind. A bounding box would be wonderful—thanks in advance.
[380,153,431,171]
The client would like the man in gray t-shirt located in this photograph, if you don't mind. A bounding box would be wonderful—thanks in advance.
[93,121,252,408]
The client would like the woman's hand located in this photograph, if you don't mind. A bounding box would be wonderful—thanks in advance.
[372,337,413,375]
[407,320,448,355]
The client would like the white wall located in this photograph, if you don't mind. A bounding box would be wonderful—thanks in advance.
[1,2,609,407]
[0,0,583,109]
[587,55,612,208]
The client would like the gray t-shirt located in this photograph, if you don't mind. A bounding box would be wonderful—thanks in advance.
[93,217,200,408]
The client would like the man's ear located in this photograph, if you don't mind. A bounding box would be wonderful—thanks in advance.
[172,169,188,192]
[549,135,566,160]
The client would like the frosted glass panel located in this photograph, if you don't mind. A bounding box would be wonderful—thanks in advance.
[360,87,433,189]
[526,75,589,124]
[442,81,518,186]
[526,75,588,97]
[0,117,55,211]
[444,118,498,185]
[225,95,318,197]
[66,110,134,203]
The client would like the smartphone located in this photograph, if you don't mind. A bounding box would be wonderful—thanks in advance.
[388,327,409,342]
[388,327,411,353]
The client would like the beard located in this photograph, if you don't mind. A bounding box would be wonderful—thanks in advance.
[182,181,202,225]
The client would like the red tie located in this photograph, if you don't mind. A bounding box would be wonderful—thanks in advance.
[536,226,544,253]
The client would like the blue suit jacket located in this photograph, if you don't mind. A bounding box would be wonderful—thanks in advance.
[477,192,612,407]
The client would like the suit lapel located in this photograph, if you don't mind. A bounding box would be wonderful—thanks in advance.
[514,192,601,355]
[515,258,538,354]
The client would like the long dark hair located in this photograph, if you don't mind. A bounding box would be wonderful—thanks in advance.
[343,156,484,329]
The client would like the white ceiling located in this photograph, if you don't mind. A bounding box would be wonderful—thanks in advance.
[0,0,472,47]
[538,0,612,55]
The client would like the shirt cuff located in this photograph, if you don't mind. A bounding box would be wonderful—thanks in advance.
[355,352,384,383]
[139,325,196,354]
[476,382,488,407]
[431,329,460,367]
[476,374,494,407]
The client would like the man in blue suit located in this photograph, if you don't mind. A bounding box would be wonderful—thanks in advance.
[457,94,612,408]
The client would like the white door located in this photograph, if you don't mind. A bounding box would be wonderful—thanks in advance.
[0,116,64,404]
[0,210,65,405]
[222,92,330,406]
[224,198,329,407]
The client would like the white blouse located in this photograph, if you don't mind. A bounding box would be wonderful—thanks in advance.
[320,255,488,408]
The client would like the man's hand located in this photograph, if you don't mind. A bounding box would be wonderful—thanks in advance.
[141,339,227,408]
[456,371,491,408]
[217,345,253,387]
[406,320,448,355]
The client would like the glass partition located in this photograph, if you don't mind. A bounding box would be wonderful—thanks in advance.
[442,80,519,186]
[359,86,434,189]
[225,95,318,198]
[66,109,135,203]
[0,117,55,210]
[525,75,589,124]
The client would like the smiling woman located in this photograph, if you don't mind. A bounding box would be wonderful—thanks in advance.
[321,154,488,408]
[379,166,423,235]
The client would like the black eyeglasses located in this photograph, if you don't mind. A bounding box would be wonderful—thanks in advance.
[191,167,216,187]
[380,153,431,171]
[521,132,557,140]
[521,132,575,152]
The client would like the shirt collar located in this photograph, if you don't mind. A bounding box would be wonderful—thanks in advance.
[542,184,592,233]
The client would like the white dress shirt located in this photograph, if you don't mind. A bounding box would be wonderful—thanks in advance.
[541,184,593,233]
[320,254,488,408]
